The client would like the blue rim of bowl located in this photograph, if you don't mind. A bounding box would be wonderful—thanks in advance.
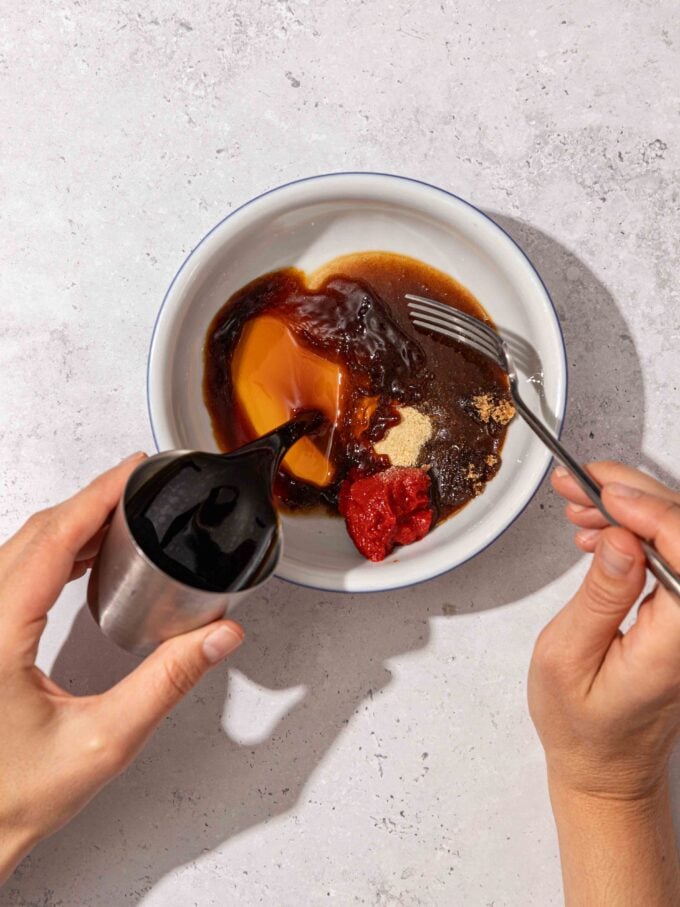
[147,170,568,594]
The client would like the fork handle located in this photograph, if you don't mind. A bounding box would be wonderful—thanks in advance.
[511,392,680,600]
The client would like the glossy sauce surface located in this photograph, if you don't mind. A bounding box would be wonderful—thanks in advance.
[204,252,512,521]
[126,448,281,592]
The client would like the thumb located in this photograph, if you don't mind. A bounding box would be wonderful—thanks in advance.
[560,526,646,670]
[100,619,244,760]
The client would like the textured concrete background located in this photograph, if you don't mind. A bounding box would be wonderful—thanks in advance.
[0,1,678,905]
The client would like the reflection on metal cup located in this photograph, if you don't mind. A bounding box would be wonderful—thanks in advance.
[87,452,281,655]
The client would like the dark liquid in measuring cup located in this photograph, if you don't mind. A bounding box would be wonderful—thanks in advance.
[125,449,282,593]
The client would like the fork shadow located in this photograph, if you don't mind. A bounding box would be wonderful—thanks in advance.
[7,216,673,905]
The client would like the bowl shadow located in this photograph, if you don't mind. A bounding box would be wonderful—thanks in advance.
[8,215,672,904]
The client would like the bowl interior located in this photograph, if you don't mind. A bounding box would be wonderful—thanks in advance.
[148,175,566,592]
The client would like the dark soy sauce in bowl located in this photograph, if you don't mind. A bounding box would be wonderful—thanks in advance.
[204,251,513,520]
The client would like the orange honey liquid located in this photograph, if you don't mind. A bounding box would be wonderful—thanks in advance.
[231,314,346,486]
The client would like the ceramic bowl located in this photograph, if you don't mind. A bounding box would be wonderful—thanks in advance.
[147,172,567,592]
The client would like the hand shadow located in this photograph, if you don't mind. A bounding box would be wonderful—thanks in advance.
[7,216,670,905]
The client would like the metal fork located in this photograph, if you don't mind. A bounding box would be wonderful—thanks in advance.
[405,293,680,599]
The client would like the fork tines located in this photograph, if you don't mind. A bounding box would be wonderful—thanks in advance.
[405,293,506,370]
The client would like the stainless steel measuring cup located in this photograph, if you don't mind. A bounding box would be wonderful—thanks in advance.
[87,450,282,655]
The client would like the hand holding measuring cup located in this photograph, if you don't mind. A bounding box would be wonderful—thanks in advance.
[0,454,245,883]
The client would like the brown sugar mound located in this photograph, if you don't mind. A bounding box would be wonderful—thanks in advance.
[374,406,433,467]
[471,393,516,426]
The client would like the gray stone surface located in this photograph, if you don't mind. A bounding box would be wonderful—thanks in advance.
[0,1,678,904]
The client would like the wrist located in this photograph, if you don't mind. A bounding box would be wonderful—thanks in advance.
[548,764,669,806]
[544,746,671,805]
[548,774,669,839]
[547,770,680,906]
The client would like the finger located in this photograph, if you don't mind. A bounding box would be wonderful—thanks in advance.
[98,620,244,762]
[565,504,609,529]
[2,454,145,631]
[621,581,680,689]
[67,562,90,583]
[575,528,601,552]
[552,462,679,509]
[0,455,146,666]
[67,557,95,583]
[556,526,647,673]
[74,525,110,562]
[603,483,680,565]
[0,518,110,592]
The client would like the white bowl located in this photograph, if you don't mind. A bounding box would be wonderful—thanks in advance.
[147,172,567,593]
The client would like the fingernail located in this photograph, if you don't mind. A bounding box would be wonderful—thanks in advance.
[576,528,600,545]
[121,451,146,463]
[554,466,568,479]
[606,482,641,499]
[569,503,587,513]
[599,538,634,577]
[202,625,244,664]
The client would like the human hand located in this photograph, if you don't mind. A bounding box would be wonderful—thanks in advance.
[0,455,244,882]
[529,462,680,905]
[529,460,680,800]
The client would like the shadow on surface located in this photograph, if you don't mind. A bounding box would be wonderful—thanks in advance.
[8,216,668,904]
